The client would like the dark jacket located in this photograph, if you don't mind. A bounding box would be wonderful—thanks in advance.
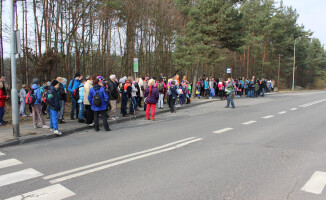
[58,83,67,101]
[170,85,178,99]
[107,80,119,100]
[88,85,109,111]
[144,86,159,104]
[47,85,60,111]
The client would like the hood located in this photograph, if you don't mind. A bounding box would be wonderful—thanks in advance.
[93,85,102,91]
[32,84,39,90]
[80,83,84,87]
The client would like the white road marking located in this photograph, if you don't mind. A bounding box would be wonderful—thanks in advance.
[44,137,196,180]
[290,108,298,111]
[0,151,5,156]
[301,171,326,194]
[0,159,22,169]
[213,128,234,134]
[49,138,203,184]
[0,168,43,187]
[262,115,274,119]
[5,184,76,200]
[278,111,287,115]
[242,121,257,125]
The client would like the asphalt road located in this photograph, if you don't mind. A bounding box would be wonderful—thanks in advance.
[1,91,326,200]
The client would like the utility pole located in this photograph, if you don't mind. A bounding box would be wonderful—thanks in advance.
[278,54,282,92]
[10,0,20,138]
[292,39,297,91]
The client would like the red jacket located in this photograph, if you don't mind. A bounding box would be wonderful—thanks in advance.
[0,89,7,107]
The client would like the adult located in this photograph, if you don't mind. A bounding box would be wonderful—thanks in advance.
[57,77,67,124]
[107,75,119,120]
[225,78,235,109]
[0,75,7,96]
[121,77,132,117]
[84,75,95,125]
[138,77,144,108]
[68,73,82,120]
[155,77,167,109]
[0,82,7,126]
[88,78,110,132]
[31,78,49,129]
[169,81,178,113]
[144,79,159,120]
[130,77,138,115]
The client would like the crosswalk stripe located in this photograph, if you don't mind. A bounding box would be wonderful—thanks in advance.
[290,108,298,111]
[0,159,22,169]
[0,151,5,156]
[301,171,326,194]
[5,184,76,200]
[242,121,257,125]
[213,128,233,134]
[0,168,43,187]
[262,115,274,119]
[278,111,287,114]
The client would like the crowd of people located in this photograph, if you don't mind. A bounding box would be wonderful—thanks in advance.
[0,73,274,135]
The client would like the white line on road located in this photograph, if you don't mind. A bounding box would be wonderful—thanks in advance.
[44,137,196,180]
[213,128,234,134]
[262,115,274,119]
[5,184,76,200]
[290,108,298,111]
[0,168,43,187]
[49,138,203,184]
[301,171,326,194]
[0,159,22,169]
[242,121,257,125]
[278,111,287,114]
[0,151,5,156]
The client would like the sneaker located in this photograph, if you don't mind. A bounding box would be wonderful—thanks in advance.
[114,117,119,120]
[34,125,39,129]
[50,128,54,132]
[42,125,50,129]
[109,117,116,121]
[78,119,86,123]
[54,130,62,136]
[88,123,94,127]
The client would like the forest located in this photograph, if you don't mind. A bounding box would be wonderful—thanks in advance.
[0,0,325,89]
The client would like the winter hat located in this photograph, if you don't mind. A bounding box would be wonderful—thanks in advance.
[51,80,59,86]
[74,72,81,78]
[32,78,39,85]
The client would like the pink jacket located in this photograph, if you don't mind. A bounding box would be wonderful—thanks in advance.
[154,81,167,93]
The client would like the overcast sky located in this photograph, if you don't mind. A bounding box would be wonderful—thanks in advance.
[281,0,326,47]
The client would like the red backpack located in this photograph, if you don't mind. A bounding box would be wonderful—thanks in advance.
[25,89,36,105]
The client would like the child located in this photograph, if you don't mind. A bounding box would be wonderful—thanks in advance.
[78,79,86,123]
[47,80,62,135]
[144,79,159,120]
[169,81,178,113]
[0,82,7,126]
[19,84,28,117]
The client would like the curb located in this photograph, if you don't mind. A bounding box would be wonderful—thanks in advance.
[0,99,215,148]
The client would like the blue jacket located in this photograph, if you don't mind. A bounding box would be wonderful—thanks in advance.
[68,78,81,97]
[32,84,42,105]
[88,85,109,111]
[204,81,209,89]
[47,85,60,111]
[78,84,85,104]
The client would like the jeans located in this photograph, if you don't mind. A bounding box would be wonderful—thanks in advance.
[226,95,235,108]
[50,108,59,130]
[78,102,85,120]
[70,98,79,119]
[0,107,4,123]
[20,101,26,116]
[129,97,137,114]
[94,110,110,131]
[59,100,65,120]
[158,93,164,108]
[146,103,156,119]
[261,88,265,97]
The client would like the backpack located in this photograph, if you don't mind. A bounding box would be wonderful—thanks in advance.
[25,89,36,105]
[158,82,164,92]
[73,88,80,101]
[93,89,102,106]
[178,88,183,95]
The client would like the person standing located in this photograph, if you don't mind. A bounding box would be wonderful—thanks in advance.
[0,75,7,96]
[31,78,50,129]
[155,77,166,109]
[0,82,7,126]
[68,73,82,120]
[47,80,62,135]
[144,79,159,120]
[88,78,110,132]
[57,77,67,124]
[121,77,132,117]
[130,77,138,115]
[19,84,28,117]
[107,75,119,120]
[84,76,94,125]
[169,81,178,113]
[225,78,235,109]
[78,79,86,123]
